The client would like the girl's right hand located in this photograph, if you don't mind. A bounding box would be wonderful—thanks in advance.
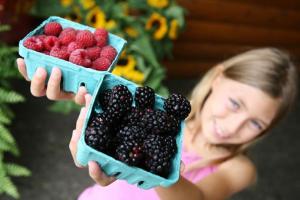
[17,58,87,105]
[69,94,117,186]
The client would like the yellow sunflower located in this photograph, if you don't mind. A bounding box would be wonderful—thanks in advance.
[146,13,168,40]
[125,27,139,38]
[65,6,82,23]
[116,55,136,71]
[86,6,106,28]
[147,0,169,9]
[168,19,179,39]
[126,70,145,84]
[105,20,117,30]
[79,0,95,10]
[113,55,145,84]
[60,0,73,7]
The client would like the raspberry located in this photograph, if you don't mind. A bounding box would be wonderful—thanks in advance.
[69,49,92,67]
[59,28,77,45]
[86,46,101,60]
[92,57,111,71]
[94,28,108,47]
[76,30,95,48]
[36,34,47,42]
[44,22,62,36]
[67,42,83,54]
[23,36,44,52]
[134,86,155,109]
[100,45,117,62]
[163,93,191,120]
[43,36,59,51]
[50,45,69,60]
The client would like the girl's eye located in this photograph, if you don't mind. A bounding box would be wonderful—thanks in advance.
[229,98,240,110]
[250,120,263,131]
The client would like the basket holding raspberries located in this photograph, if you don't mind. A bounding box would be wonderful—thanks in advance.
[23,21,117,71]
[85,84,191,178]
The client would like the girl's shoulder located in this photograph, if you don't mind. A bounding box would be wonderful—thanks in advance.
[217,154,257,189]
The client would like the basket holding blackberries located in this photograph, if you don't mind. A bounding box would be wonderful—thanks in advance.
[84,84,191,178]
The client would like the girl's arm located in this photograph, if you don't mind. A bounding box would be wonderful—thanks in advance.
[155,155,256,200]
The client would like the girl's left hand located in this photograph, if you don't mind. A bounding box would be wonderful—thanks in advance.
[69,94,116,186]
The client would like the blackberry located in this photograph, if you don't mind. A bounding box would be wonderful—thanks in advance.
[109,84,133,112]
[164,135,177,159]
[165,114,181,136]
[105,102,126,123]
[164,93,191,120]
[98,89,112,111]
[116,142,144,166]
[134,86,155,109]
[142,134,177,177]
[144,151,172,178]
[121,107,144,127]
[141,109,169,135]
[85,121,111,152]
[116,125,147,144]
[143,134,164,157]
[89,113,111,127]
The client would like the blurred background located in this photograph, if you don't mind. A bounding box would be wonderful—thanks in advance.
[0,0,299,199]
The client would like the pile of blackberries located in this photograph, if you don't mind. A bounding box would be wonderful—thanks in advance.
[85,84,191,178]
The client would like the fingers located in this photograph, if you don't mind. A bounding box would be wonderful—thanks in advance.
[30,67,47,97]
[85,94,92,108]
[74,86,88,105]
[46,67,75,100]
[88,161,116,186]
[180,161,185,174]
[69,129,84,168]
[17,58,30,81]
[76,107,88,131]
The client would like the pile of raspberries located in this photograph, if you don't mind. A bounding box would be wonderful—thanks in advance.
[23,21,117,71]
[85,85,191,178]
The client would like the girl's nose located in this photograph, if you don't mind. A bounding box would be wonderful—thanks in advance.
[222,115,246,137]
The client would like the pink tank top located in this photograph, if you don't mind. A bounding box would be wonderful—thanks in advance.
[78,148,217,200]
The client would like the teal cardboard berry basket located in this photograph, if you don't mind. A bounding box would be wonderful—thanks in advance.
[76,72,184,189]
[19,16,127,94]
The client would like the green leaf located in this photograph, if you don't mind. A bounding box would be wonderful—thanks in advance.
[0,139,11,152]
[130,35,160,68]
[0,109,11,124]
[0,177,19,199]
[0,124,15,144]
[30,0,71,17]
[165,5,186,27]
[4,163,31,177]
[48,101,80,115]
[0,88,24,104]
[0,25,10,32]
[156,85,169,98]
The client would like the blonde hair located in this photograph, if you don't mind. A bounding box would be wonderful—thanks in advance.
[186,47,298,159]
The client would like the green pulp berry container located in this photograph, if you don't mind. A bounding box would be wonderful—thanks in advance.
[76,72,184,189]
[19,16,127,94]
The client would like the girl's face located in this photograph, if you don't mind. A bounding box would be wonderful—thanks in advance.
[200,74,280,145]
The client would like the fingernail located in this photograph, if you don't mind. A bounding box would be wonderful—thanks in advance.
[51,67,60,77]
[36,67,44,77]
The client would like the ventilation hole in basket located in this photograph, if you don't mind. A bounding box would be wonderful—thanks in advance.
[113,172,121,177]
[138,181,144,186]
[80,82,86,87]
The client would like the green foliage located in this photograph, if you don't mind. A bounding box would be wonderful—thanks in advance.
[0,25,31,199]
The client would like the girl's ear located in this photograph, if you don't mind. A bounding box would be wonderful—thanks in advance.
[212,65,225,89]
